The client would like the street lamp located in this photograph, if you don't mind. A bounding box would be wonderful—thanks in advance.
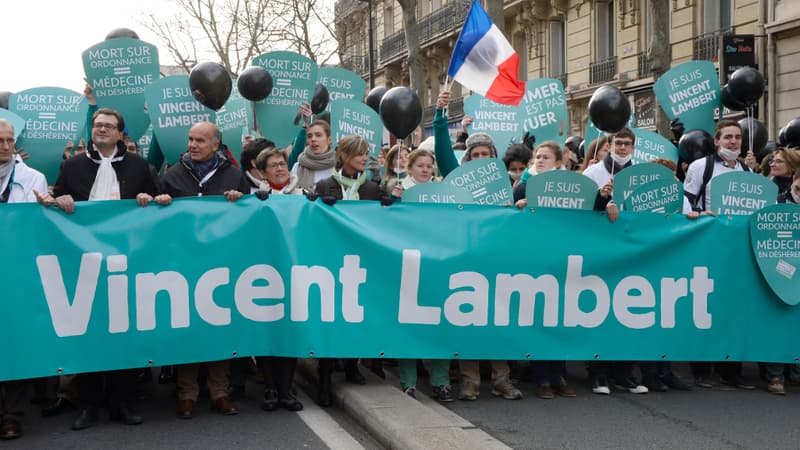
[357,0,375,89]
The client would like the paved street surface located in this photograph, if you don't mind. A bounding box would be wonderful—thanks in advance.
[7,362,800,449]
[438,362,800,450]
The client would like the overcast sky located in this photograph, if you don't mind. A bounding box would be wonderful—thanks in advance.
[2,0,337,94]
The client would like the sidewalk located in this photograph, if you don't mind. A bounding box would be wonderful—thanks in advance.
[296,360,510,450]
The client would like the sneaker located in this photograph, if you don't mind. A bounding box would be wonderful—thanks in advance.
[432,385,454,402]
[642,374,668,392]
[615,377,649,394]
[491,379,523,400]
[402,386,417,399]
[555,377,577,398]
[694,376,713,389]
[536,384,554,399]
[592,375,611,395]
[767,378,785,395]
[721,375,756,390]
[660,372,691,390]
[459,382,479,401]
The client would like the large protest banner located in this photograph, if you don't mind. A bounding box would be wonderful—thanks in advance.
[82,38,159,141]
[10,88,89,183]
[1,197,799,382]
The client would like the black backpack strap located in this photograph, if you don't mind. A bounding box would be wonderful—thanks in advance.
[694,154,715,211]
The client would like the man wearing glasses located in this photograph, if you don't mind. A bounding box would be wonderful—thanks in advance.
[0,119,47,440]
[36,108,160,430]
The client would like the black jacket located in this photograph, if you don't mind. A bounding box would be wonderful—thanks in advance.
[161,152,250,198]
[52,141,159,200]
[315,173,382,201]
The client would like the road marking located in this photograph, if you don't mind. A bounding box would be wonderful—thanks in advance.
[295,390,365,450]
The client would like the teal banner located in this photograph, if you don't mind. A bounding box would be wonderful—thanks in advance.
[216,84,253,159]
[653,61,721,136]
[750,204,800,306]
[252,51,318,147]
[623,179,684,214]
[0,109,26,139]
[709,172,777,216]
[144,75,217,164]
[318,67,366,105]
[444,158,513,205]
[525,171,596,210]
[82,38,159,141]
[631,128,679,164]
[329,100,383,158]
[403,182,473,204]
[9,87,89,183]
[2,197,800,382]
[520,79,568,147]
[613,163,675,206]
[463,94,521,155]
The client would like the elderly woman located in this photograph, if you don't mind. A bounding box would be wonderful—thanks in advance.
[255,146,304,195]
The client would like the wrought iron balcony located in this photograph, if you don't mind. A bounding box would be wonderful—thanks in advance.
[589,56,617,84]
[380,30,407,63]
[637,52,653,78]
[693,28,732,61]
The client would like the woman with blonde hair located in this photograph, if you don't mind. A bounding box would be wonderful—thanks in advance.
[381,144,409,194]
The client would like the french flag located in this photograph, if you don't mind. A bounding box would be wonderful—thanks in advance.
[447,0,526,106]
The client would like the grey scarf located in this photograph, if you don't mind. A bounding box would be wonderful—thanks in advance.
[296,146,335,190]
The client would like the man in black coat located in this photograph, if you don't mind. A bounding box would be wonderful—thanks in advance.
[156,121,249,419]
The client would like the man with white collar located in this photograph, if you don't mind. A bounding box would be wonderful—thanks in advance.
[0,119,47,441]
[36,108,160,431]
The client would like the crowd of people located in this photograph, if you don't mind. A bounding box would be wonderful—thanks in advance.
[0,86,797,441]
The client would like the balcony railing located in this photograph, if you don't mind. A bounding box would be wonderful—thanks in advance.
[693,28,732,61]
[380,0,472,63]
[422,96,464,125]
[589,56,617,84]
[340,53,373,76]
[637,52,653,78]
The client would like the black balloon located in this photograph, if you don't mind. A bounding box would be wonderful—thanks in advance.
[678,129,715,163]
[588,85,631,133]
[727,66,765,107]
[105,28,139,40]
[379,87,422,139]
[738,117,767,156]
[720,84,747,111]
[189,62,232,111]
[564,135,582,159]
[0,91,11,110]
[778,126,787,146]
[365,86,387,113]
[310,83,330,114]
[784,117,800,148]
[237,67,273,101]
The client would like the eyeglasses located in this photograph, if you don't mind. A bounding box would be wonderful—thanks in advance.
[92,122,119,130]
[770,159,785,165]
[0,138,15,146]
[267,161,288,169]
[614,140,633,147]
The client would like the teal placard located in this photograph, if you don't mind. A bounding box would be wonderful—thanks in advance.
[82,38,159,141]
[0,109,26,139]
[144,75,217,164]
[216,84,252,159]
[613,163,675,205]
[444,157,513,205]
[653,61,720,136]
[631,127,679,164]
[623,179,684,214]
[9,87,89,183]
[329,100,383,158]
[403,182,474,204]
[710,171,777,216]
[2,197,800,382]
[520,79,568,147]
[525,170,596,210]
[318,67,367,105]
[750,204,800,306]
[137,124,153,159]
[463,94,522,155]
[252,51,318,147]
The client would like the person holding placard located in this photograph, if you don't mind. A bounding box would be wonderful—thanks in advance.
[583,127,637,214]
[35,108,160,430]
[434,91,498,178]
[513,141,563,208]
[314,135,381,406]
[156,122,249,419]
[0,119,47,441]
